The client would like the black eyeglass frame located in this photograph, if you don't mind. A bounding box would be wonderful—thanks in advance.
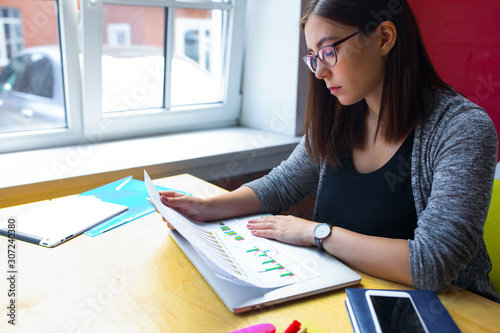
[302,31,361,73]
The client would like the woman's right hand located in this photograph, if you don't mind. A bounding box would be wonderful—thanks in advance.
[156,186,261,229]
[158,191,212,223]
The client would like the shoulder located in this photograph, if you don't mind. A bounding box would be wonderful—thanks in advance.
[412,86,498,192]
[419,87,497,144]
[424,87,494,128]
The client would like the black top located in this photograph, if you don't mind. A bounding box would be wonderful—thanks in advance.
[316,131,417,239]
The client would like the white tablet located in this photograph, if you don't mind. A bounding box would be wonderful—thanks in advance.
[0,196,128,247]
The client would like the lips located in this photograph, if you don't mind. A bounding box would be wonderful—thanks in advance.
[329,86,341,94]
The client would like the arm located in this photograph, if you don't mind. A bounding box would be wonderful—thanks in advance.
[325,227,412,285]
[160,185,261,222]
[248,217,413,286]
[409,106,498,292]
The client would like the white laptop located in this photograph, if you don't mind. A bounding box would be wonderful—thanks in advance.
[169,225,361,313]
[0,195,128,248]
[142,169,361,312]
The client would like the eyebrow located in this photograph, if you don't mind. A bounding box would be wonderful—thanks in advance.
[307,36,339,53]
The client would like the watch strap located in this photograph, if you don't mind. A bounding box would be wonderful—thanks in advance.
[315,236,325,251]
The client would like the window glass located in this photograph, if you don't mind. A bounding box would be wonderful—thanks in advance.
[0,1,65,134]
[171,8,226,107]
[102,4,165,113]
[100,4,227,113]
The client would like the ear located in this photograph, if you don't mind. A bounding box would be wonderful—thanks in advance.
[378,21,397,56]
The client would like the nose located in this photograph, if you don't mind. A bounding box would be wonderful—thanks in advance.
[314,61,330,80]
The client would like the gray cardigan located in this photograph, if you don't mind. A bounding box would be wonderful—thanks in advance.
[245,89,500,302]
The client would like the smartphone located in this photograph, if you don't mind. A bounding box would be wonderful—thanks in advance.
[365,290,429,333]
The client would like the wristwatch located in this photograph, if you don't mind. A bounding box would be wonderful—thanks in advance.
[314,223,332,251]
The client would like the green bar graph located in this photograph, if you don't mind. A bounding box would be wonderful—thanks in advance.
[265,265,283,272]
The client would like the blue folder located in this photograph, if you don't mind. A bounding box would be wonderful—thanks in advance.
[82,176,187,237]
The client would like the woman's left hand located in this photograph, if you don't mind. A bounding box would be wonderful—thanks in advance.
[247,215,318,247]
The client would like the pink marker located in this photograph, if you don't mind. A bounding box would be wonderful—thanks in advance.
[227,323,276,333]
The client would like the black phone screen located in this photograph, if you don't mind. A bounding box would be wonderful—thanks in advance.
[369,295,426,333]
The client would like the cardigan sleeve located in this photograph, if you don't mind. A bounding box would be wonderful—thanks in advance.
[409,96,498,295]
[243,136,320,214]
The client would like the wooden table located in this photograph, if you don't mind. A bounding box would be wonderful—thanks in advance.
[1,174,499,332]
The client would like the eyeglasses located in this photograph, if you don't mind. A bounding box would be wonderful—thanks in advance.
[302,31,361,73]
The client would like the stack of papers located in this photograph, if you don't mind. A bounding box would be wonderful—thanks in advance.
[144,170,319,288]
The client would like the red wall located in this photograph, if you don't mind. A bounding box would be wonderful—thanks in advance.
[409,0,500,159]
[102,5,164,46]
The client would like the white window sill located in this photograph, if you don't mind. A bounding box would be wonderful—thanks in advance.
[0,126,301,207]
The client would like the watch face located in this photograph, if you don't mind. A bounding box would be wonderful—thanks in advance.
[315,223,331,238]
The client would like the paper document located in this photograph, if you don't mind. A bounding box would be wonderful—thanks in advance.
[144,170,319,288]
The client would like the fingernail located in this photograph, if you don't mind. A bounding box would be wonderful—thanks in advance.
[160,196,169,204]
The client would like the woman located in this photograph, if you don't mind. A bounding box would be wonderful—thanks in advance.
[160,0,499,301]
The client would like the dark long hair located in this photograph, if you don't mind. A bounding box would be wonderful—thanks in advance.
[300,0,453,166]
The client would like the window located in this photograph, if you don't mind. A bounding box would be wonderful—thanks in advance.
[0,1,69,136]
[107,23,131,46]
[0,7,24,67]
[0,0,245,153]
[81,0,245,143]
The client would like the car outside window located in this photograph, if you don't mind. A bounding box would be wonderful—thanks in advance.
[12,54,53,98]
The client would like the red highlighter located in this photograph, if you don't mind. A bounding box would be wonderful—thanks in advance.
[227,323,276,333]
[284,320,301,333]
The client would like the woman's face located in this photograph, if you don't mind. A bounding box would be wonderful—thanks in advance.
[304,14,388,110]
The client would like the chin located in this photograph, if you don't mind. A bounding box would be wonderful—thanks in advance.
[337,97,357,106]
[336,96,359,106]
